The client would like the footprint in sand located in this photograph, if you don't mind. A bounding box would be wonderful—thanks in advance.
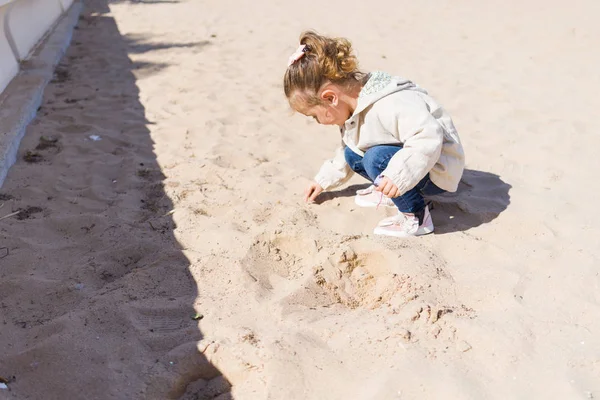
[161,342,232,400]
[57,123,94,134]
[124,307,232,399]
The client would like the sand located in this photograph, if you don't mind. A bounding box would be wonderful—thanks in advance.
[0,0,599,398]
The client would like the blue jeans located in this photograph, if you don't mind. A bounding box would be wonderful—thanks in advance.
[344,145,445,213]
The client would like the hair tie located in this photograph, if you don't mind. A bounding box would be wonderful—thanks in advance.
[287,45,307,67]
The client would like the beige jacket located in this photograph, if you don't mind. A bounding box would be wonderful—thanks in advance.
[314,71,465,195]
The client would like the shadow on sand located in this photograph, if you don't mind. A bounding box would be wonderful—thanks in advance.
[78,1,231,397]
[0,0,231,398]
[318,169,511,234]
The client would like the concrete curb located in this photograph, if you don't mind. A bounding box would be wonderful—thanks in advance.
[0,1,82,188]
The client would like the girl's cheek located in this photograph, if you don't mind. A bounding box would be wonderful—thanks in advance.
[326,111,334,124]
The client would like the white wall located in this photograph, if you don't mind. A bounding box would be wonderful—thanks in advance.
[7,0,63,60]
[0,2,19,94]
[0,0,71,96]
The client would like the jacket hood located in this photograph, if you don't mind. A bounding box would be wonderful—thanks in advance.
[353,71,425,115]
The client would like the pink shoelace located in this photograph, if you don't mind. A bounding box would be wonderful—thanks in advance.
[374,175,385,209]
[376,192,384,209]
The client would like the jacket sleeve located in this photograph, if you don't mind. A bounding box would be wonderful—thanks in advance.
[314,144,354,191]
[381,99,444,195]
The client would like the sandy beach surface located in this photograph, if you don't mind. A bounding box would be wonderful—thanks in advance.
[1,0,599,398]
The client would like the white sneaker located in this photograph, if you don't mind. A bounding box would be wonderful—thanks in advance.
[373,205,434,237]
[354,185,395,208]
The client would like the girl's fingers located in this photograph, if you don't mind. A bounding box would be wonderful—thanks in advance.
[387,185,396,198]
[305,185,322,203]
[305,182,324,203]
[304,187,313,202]
[379,179,399,198]
[309,187,322,202]
[383,182,393,197]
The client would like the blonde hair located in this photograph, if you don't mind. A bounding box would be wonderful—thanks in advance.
[284,31,363,109]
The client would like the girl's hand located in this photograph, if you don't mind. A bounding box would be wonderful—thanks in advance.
[304,182,324,203]
[375,176,401,198]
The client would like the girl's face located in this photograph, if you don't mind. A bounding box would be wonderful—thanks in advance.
[293,83,355,127]
[301,103,349,126]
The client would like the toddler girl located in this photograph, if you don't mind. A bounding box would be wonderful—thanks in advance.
[284,31,465,237]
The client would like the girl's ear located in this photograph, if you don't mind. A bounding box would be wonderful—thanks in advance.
[320,89,339,106]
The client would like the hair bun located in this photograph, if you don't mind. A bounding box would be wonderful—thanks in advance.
[299,31,358,82]
[284,31,362,105]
